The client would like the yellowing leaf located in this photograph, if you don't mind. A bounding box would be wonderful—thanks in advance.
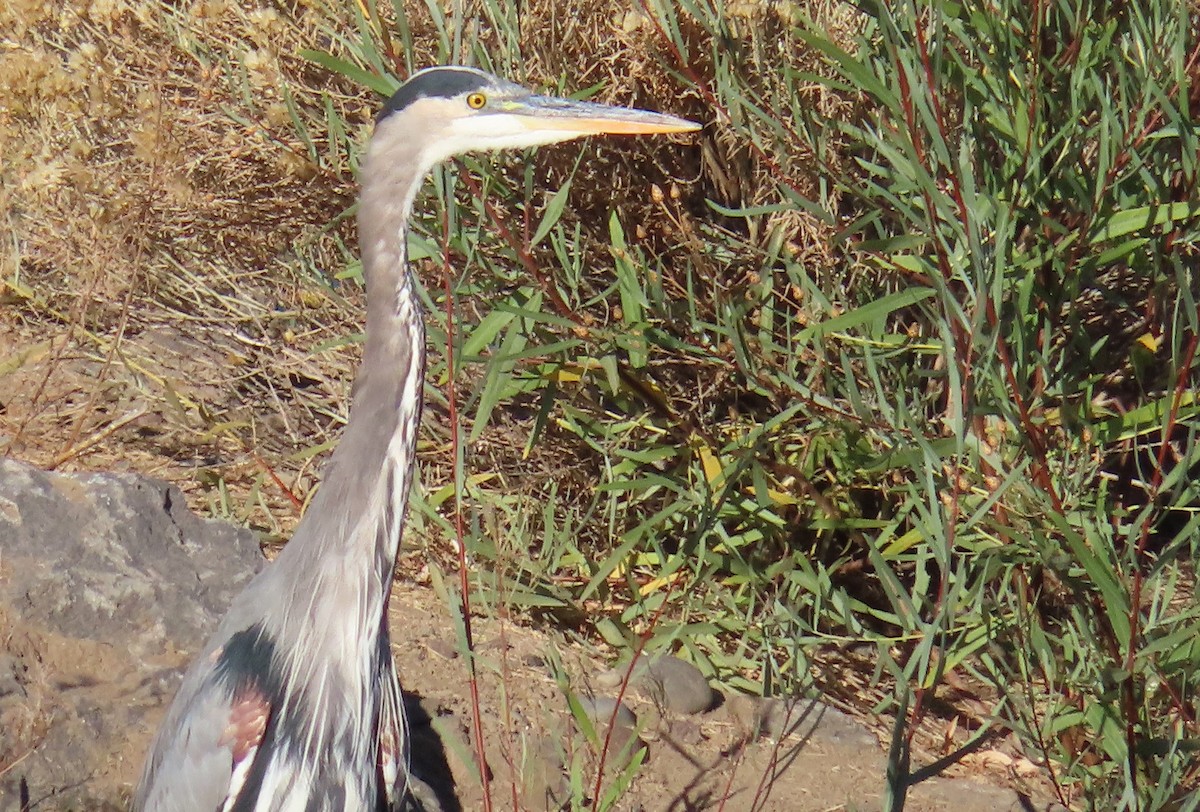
[1136,333,1161,352]
[691,438,723,484]
[884,527,924,556]
[743,485,801,506]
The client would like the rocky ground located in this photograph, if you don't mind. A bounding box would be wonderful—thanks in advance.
[0,458,1065,811]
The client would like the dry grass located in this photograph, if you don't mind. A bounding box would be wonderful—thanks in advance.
[0,0,855,541]
[1,2,407,547]
[2,2,363,525]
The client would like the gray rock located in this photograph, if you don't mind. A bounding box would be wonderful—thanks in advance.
[729,694,876,748]
[0,458,263,809]
[917,776,1052,811]
[575,694,637,729]
[0,459,262,656]
[602,718,648,769]
[600,653,716,715]
[643,654,716,714]
[572,695,646,769]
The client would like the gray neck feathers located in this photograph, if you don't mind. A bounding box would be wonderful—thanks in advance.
[268,125,430,616]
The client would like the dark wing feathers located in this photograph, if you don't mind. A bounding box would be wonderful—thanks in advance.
[134,626,283,811]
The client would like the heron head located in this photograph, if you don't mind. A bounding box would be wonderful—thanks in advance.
[375,66,700,167]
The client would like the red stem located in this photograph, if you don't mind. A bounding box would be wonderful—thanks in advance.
[440,193,494,812]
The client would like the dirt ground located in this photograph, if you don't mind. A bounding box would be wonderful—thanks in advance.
[378,587,1061,812]
[1,572,1057,812]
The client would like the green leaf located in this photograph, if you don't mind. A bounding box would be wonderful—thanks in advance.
[470,317,528,442]
[461,308,518,359]
[797,288,937,344]
[1092,391,1198,444]
[1091,202,1199,242]
[531,182,572,246]
[300,49,397,97]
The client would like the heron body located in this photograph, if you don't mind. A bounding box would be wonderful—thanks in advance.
[133,66,697,811]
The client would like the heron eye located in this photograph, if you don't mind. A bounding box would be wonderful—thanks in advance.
[466,92,487,109]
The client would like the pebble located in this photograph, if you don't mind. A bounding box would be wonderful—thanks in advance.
[730,694,875,747]
[643,654,716,714]
[573,695,646,768]
[576,695,637,728]
[425,639,459,660]
[599,653,716,715]
[603,719,648,767]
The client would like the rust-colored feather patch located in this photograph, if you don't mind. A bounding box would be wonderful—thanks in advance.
[378,722,399,797]
[219,687,270,763]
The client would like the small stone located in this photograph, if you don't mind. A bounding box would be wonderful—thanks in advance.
[576,695,637,729]
[572,695,646,769]
[425,639,459,660]
[405,774,446,812]
[594,667,624,690]
[644,654,716,715]
[603,719,648,768]
[740,695,875,747]
[668,718,703,745]
[599,653,716,715]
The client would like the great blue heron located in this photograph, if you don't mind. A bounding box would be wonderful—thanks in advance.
[133,66,698,811]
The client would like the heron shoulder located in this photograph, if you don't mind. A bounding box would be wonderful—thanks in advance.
[214,623,285,697]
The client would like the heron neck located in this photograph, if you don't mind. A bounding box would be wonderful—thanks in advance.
[276,138,430,605]
[344,138,430,572]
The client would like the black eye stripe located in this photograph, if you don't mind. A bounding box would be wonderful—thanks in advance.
[378,68,494,121]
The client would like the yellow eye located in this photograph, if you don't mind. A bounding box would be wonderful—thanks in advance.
[466,92,487,109]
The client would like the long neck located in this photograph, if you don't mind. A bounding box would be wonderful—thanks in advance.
[272,133,430,607]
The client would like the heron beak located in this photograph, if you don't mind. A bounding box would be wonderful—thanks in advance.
[506,95,701,136]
